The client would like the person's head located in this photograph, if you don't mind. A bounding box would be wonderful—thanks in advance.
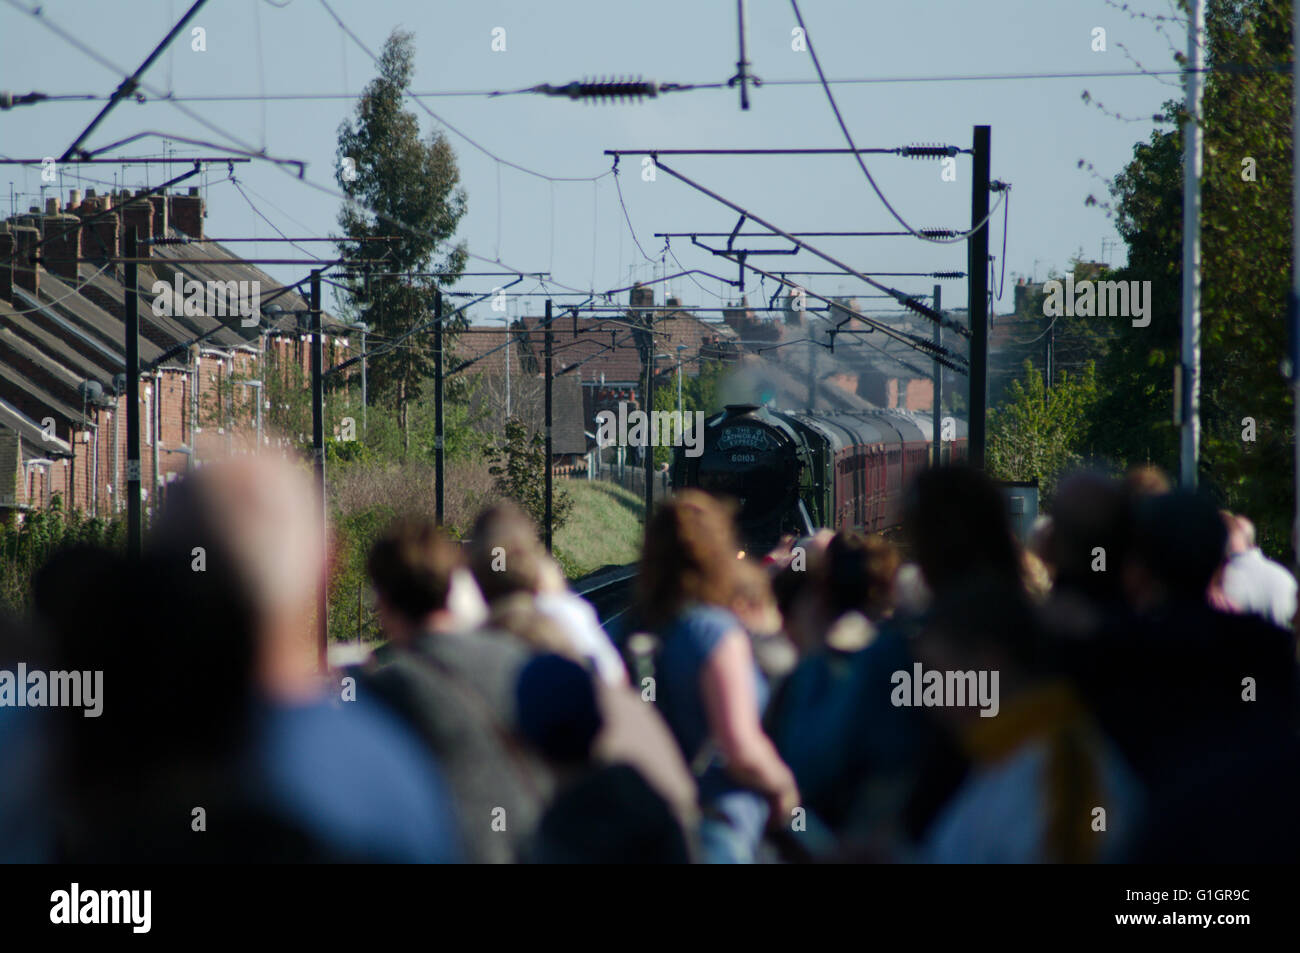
[638,490,741,627]
[368,518,477,644]
[916,576,1051,728]
[820,530,900,622]
[1044,472,1131,601]
[729,559,781,637]
[903,466,1022,597]
[1124,490,1228,611]
[488,592,581,659]
[515,653,603,766]
[467,501,551,603]
[1216,509,1248,553]
[1124,464,1172,498]
[147,457,325,702]
[1237,515,1257,549]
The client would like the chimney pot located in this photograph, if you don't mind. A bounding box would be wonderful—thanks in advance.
[68,189,82,209]
[44,197,60,215]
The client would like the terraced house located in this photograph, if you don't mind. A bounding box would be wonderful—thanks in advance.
[0,187,352,522]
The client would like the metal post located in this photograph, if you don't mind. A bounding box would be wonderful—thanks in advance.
[644,341,655,520]
[544,299,553,552]
[434,288,445,525]
[1046,309,1055,390]
[1181,0,1204,489]
[968,125,991,470]
[359,325,367,437]
[309,269,327,672]
[677,349,684,416]
[1293,0,1300,568]
[735,0,752,111]
[932,283,942,467]
[124,226,141,559]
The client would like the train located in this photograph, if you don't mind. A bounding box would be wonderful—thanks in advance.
[671,404,969,554]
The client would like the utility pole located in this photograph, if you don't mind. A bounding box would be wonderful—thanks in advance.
[544,299,553,552]
[968,125,991,470]
[358,322,367,437]
[932,283,942,467]
[434,288,445,525]
[677,344,686,416]
[641,314,655,522]
[309,269,327,673]
[1292,0,1300,573]
[1045,309,1055,391]
[1180,0,1205,489]
[124,226,141,559]
[733,0,753,111]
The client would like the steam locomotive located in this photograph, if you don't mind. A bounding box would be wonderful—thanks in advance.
[671,404,969,553]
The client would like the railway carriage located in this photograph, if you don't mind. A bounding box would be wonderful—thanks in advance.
[672,403,968,554]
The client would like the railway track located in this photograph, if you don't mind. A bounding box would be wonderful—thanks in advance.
[573,562,639,637]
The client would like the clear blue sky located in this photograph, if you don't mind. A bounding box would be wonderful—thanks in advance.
[1,0,1180,320]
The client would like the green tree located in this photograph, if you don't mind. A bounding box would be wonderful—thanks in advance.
[1091,0,1293,554]
[650,358,729,465]
[484,417,574,533]
[335,29,469,457]
[987,360,1101,502]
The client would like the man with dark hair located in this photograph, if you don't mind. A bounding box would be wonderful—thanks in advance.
[903,465,1023,597]
[358,518,556,863]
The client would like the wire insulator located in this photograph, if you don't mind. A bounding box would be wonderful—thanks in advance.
[900,143,958,159]
[532,77,662,103]
[919,228,959,239]
[931,271,965,279]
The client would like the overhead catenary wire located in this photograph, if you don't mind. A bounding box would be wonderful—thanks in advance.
[789,0,1007,245]
[318,0,609,185]
[14,65,1290,108]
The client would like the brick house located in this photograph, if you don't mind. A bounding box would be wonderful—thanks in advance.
[0,188,348,522]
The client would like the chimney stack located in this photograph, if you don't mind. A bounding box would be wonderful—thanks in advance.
[169,187,204,240]
[629,283,654,309]
[11,225,40,296]
[148,193,169,237]
[86,215,120,264]
[122,199,154,257]
[0,229,14,303]
[42,213,83,282]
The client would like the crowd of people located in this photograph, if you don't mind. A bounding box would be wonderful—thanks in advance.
[1,455,1298,863]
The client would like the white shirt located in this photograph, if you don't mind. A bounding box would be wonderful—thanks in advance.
[1222,548,1297,630]
[534,591,628,686]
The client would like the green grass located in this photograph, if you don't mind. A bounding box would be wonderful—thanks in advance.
[553,480,645,579]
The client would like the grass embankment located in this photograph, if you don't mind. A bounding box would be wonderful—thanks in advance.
[553,480,644,579]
